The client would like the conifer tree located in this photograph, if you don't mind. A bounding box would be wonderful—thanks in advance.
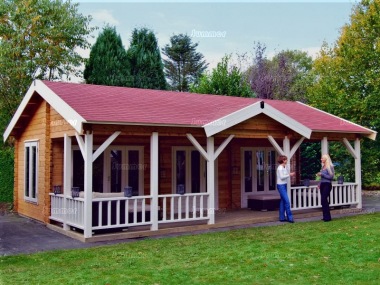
[84,26,131,86]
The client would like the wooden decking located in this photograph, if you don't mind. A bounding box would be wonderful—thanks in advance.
[47,207,359,243]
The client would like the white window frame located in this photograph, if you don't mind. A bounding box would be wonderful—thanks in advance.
[172,146,207,194]
[24,140,39,203]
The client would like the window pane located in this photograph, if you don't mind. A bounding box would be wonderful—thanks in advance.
[73,150,84,192]
[244,151,252,193]
[268,150,276,191]
[128,150,139,196]
[31,146,37,198]
[191,151,200,193]
[93,154,104,193]
[25,146,30,197]
[176,151,186,191]
[110,150,122,193]
[256,151,264,191]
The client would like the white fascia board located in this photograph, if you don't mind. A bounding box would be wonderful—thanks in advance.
[3,80,85,142]
[204,101,262,137]
[296,101,377,140]
[263,103,312,139]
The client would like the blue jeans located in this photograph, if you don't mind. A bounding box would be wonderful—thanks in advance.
[277,183,293,221]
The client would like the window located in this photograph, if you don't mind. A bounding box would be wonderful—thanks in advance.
[172,147,207,194]
[24,141,38,202]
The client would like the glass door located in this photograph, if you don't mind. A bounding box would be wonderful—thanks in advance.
[241,148,277,207]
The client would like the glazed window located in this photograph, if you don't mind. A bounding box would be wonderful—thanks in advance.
[24,141,38,202]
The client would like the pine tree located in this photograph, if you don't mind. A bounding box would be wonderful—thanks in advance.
[162,34,208,92]
[84,26,131,86]
[126,28,167,90]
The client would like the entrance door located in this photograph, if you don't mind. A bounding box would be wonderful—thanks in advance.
[241,148,277,207]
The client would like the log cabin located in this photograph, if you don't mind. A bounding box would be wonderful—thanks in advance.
[3,80,377,242]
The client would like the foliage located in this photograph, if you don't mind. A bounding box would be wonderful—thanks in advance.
[84,25,130,86]
[162,34,208,91]
[300,142,321,180]
[0,144,14,202]
[306,0,380,185]
[190,54,255,97]
[0,0,95,202]
[1,213,380,284]
[248,43,314,101]
[126,27,167,90]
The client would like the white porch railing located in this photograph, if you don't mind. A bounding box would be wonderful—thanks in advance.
[290,183,359,210]
[158,193,210,223]
[50,194,84,229]
[92,196,153,230]
[50,193,210,232]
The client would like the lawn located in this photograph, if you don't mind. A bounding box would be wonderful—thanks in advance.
[1,213,379,285]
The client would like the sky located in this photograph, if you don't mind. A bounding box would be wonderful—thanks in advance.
[74,0,359,74]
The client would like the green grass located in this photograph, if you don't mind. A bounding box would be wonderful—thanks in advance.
[1,213,380,285]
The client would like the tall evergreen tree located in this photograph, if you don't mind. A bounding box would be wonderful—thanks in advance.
[126,28,167,90]
[162,34,208,92]
[84,25,130,86]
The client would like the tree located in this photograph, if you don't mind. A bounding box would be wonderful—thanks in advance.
[126,27,167,90]
[306,0,380,186]
[0,0,94,121]
[84,25,130,86]
[190,54,255,97]
[248,42,313,101]
[162,34,208,92]
[0,0,94,203]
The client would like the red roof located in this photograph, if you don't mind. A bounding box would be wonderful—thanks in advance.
[41,80,372,135]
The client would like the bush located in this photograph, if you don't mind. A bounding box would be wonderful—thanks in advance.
[0,146,14,202]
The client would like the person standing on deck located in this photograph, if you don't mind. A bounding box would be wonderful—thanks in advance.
[276,155,295,223]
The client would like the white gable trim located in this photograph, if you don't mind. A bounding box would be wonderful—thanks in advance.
[203,101,312,139]
[296,101,377,140]
[3,80,85,141]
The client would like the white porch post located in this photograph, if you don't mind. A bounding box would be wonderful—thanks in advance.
[354,138,362,208]
[63,134,72,231]
[83,131,93,238]
[207,136,215,224]
[321,137,329,155]
[150,132,159,231]
[343,138,362,209]
[283,136,291,197]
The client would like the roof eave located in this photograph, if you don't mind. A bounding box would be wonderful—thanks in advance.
[3,80,86,142]
[204,101,312,139]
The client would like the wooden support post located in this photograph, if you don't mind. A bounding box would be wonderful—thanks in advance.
[150,132,159,231]
[63,134,71,231]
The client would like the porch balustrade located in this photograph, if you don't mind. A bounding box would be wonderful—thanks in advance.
[158,193,210,223]
[290,183,358,210]
[50,192,210,232]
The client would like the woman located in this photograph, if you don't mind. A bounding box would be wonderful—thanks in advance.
[317,154,335,222]
[276,155,295,223]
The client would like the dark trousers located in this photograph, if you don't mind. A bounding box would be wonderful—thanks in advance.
[320,182,332,221]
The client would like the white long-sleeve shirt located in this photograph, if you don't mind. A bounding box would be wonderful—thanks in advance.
[277,164,290,185]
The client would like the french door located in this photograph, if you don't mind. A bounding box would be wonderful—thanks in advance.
[105,146,144,195]
[241,148,277,207]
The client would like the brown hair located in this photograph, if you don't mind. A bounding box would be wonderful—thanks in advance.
[277,155,287,164]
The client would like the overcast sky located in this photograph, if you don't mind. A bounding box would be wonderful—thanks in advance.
[74,0,358,74]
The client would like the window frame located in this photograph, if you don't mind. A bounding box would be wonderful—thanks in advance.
[24,140,39,203]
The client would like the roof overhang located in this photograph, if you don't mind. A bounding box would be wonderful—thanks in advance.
[203,101,312,138]
[3,80,86,142]
[296,101,377,141]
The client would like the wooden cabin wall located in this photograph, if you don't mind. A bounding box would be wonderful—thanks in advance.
[15,101,49,223]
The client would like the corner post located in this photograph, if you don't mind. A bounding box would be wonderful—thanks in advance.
[354,138,362,208]
[63,134,72,231]
[207,136,215,224]
[150,132,159,231]
[83,131,93,238]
